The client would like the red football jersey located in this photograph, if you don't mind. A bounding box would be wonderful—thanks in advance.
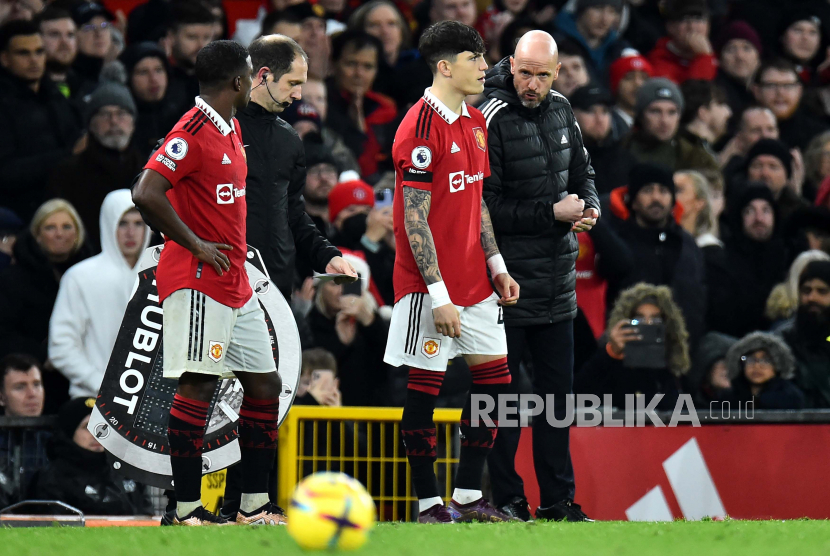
[392,89,493,307]
[144,97,251,308]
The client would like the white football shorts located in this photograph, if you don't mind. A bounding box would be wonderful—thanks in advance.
[383,292,507,371]
[162,289,276,379]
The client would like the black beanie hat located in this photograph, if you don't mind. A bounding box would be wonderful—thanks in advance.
[56,397,96,439]
[627,163,676,204]
[119,42,169,78]
[735,183,776,215]
[799,260,830,288]
[746,138,792,178]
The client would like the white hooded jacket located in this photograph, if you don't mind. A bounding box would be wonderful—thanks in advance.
[49,189,152,397]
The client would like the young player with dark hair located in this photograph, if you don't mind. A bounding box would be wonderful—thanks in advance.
[383,21,520,523]
[133,40,285,526]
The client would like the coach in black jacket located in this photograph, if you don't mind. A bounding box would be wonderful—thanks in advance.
[222,35,355,519]
[481,32,600,522]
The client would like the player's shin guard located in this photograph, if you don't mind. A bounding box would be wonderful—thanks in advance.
[168,393,210,502]
[238,396,280,495]
[401,368,445,499]
[455,358,511,490]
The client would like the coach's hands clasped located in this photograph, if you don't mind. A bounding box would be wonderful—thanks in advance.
[494,273,520,306]
[433,304,462,338]
[192,239,232,276]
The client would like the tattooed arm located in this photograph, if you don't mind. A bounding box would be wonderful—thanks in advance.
[480,198,500,260]
[403,186,461,337]
[403,186,442,285]
[480,198,520,305]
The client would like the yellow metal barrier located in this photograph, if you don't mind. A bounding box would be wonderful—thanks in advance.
[277,406,462,522]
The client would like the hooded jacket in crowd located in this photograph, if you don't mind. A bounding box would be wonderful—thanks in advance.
[778,260,830,408]
[712,185,789,337]
[574,283,692,410]
[48,190,151,398]
[481,57,600,326]
[720,332,805,409]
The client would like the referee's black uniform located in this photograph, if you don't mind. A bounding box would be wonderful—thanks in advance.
[237,101,340,299]
[221,100,341,515]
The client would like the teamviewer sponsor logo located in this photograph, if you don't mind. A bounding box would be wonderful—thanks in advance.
[449,170,465,193]
[217,184,234,204]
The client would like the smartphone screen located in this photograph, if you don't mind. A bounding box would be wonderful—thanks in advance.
[623,323,667,369]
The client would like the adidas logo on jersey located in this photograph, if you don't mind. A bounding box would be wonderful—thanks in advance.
[221,153,231,165]
[451,142,461,153]
[561,135,568,145]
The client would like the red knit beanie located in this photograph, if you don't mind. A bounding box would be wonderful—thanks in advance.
[328,180,375,222]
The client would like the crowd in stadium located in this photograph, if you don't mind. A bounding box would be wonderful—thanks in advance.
[2,0,830,517]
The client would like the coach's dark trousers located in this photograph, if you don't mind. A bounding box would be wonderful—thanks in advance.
[487,319,575,508]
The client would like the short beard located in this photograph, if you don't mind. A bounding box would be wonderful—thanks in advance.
[520,98,542,109]
[46,58,72,74]
[796,304,830,341]
[96,132,131,151]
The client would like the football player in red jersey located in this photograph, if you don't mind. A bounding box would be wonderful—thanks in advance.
[383,21,520,523]
[133,41,285,526]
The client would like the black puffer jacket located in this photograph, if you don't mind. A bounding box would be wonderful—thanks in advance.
[237,102,341,298]
[481,58,600,326]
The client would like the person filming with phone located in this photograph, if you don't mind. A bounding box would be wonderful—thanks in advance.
[574,283,692,410]
[307,253,390,407]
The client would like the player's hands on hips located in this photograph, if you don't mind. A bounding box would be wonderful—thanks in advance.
[494,273,520,306]
[553,194,585,223]
[572,207,599,233]
[326,256,359,284]
[433,304,461,338]
[192,239,232,276]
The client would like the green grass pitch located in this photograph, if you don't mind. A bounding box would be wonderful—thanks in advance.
[2,520,829,556]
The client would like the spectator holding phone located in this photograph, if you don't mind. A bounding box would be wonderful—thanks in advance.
[308,253,390,406]
[720,332,805,409]
[359,187,395,305]
[574,282,691,409]
[295,348,342,407]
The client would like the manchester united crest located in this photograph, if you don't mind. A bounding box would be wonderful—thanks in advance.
[473,127,486,152]
[422,337,441,359]
[208,341,224,362]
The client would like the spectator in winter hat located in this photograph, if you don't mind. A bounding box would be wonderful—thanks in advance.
[721,332,804,409]
[648,0,717,84]
[552,0,628,80]
[713,185,789,337]
[779,260,830,408]
[625,77,718,172]
[609,49,653,132]
[571,85,631,193]
[328,179,375,248]
[47,83,144,251]
[736,138,807,223]
[71,2,114,83]
[715,21,762,124]
[120,42,183,158]
[778,9,825,84]
[604,163,708,345]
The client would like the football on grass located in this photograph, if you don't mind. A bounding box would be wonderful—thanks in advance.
[287,472,376,550]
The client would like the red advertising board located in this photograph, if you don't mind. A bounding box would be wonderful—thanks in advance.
[514,425,830,520]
